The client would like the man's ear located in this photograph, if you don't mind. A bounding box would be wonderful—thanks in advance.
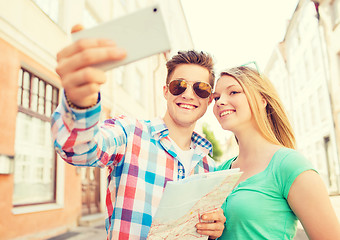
[208,95,213,105]
[163,85,168,99]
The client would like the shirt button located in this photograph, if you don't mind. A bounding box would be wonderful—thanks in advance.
[179,169,183,174]
[55,147,66,159]
[66,112,76,121]
[63,112,75,128]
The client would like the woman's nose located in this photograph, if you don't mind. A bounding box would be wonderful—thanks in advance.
[216,96,227,106]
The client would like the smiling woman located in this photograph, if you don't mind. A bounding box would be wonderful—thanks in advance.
[215,66,295,148]
[213,65,340,239]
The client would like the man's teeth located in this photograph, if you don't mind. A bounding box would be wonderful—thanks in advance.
[221,110,233,117]
[179,104,195,109]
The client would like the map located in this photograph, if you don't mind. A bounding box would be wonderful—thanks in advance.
[147,169,242,240]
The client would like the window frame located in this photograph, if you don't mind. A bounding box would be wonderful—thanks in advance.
[14,66,59,207]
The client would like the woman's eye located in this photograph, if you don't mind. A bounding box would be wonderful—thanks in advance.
[214,97,220,101]
[230,91,239,95]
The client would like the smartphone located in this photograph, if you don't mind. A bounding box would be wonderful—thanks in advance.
[72,4,171,71]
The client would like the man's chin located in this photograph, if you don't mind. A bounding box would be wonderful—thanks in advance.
[175,117,198,128]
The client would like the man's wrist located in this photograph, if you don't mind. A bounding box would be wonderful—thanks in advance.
[65,92,98,110]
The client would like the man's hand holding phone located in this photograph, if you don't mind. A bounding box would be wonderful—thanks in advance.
[56,25,127,108]
[55,4,170,109]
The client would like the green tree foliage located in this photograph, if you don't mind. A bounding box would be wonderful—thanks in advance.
[202,123,223,161]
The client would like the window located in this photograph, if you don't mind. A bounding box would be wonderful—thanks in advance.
[312,39,321,72]
[338,54,340,86]
[309,94,317,127]
[318,87,326,122]
[302,102,308,133]
[297,61,306,90]
[13,67,59,206]
[297,107,303,136]
[304,51,312,82]
[33,0,60,24]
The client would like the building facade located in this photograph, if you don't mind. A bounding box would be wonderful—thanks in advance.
[265,0,340,194]
[316,0,340,185]
[0,0,192,239]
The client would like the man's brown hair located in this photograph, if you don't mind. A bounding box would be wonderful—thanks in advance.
[166,50,215,88]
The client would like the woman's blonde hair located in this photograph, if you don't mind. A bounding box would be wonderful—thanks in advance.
[219,66,296,149]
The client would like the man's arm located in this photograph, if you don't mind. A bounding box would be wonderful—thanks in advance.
[52,93,116,167]
[52,25,127,167]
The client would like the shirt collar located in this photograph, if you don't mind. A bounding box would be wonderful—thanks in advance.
[149,117,213,155]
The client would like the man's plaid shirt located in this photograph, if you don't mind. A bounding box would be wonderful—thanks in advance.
[51,94,215,239]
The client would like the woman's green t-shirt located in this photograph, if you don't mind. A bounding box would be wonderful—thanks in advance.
[217,148,316,239]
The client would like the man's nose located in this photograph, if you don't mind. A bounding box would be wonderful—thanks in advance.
[181,84,195,99]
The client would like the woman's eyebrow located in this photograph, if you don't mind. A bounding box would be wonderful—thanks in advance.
[225,84,238,89]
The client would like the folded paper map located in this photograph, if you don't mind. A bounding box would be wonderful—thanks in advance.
[147,168,242,240]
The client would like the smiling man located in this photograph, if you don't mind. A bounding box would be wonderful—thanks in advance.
[51,40,225,239]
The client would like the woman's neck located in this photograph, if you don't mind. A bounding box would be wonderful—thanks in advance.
[234,127,280,164]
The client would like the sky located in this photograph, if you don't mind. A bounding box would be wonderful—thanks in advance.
[180,0,299,72]
[179,0,299,141]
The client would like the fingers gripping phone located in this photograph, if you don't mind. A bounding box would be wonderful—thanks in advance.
[72,4,171,71]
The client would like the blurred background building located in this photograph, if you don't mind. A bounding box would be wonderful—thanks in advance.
[265,0,340,194]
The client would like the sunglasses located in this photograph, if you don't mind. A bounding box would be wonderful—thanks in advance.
[168,79,212,99]
[240,61,262,77]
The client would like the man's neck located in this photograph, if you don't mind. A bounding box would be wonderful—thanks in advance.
[163,115,195,150]
[168,130,192,150]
